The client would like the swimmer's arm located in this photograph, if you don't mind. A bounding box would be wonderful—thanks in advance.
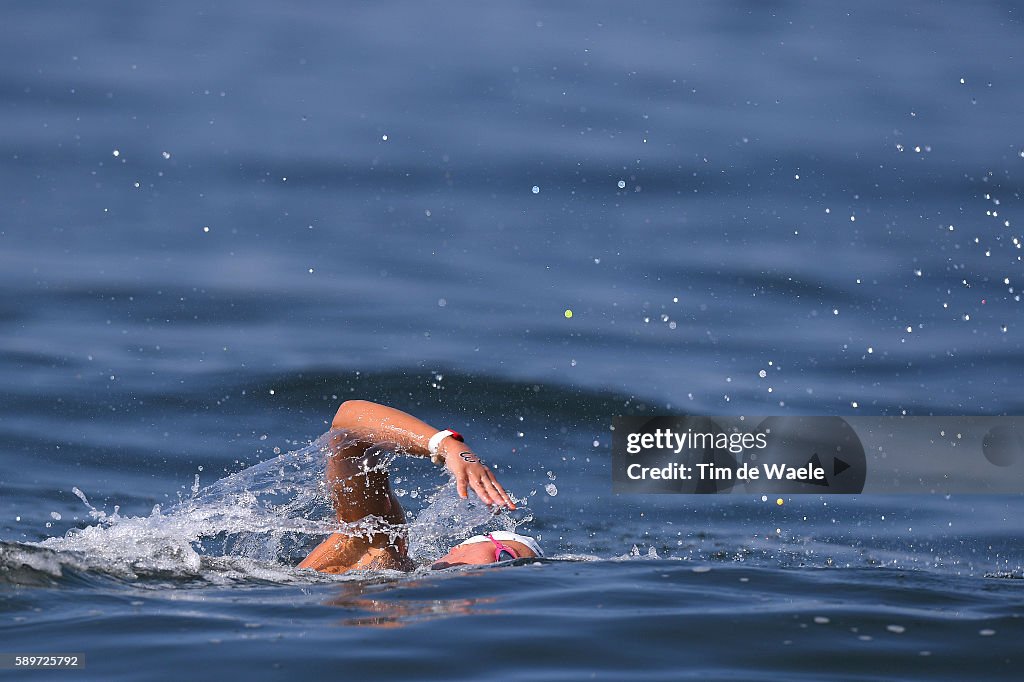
[332,400,515,509]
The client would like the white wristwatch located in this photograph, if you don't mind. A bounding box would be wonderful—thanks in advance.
[428,429,464,465]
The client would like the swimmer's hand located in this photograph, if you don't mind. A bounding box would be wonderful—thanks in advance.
[443,445,516,510]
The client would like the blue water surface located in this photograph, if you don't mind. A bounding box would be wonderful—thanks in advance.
[2,2,1023,680]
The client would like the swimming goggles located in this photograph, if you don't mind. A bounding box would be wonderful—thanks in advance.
[487,533,519,561]
[457,530,544,560]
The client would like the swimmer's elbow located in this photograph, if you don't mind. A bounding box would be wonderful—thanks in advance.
[332,399,378,429]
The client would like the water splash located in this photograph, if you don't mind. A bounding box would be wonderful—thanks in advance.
[31,430,539,582]
[405,481,523,563]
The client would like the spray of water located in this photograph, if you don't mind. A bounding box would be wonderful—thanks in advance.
[32,430,537,582]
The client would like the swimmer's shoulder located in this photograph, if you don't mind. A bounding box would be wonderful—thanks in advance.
[353,546,416,572]
[316,547,414,574]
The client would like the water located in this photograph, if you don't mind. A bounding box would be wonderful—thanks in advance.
[2,1,1023,679]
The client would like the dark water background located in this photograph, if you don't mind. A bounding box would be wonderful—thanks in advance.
[2,2,1023,680]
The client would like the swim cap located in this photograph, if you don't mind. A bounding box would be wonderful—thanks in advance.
[458,531,544,558]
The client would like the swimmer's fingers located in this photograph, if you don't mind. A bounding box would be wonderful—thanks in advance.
[467,474,498,507]
[455,471,470,500]
[485,471,516,510]
[450,458,514,508]
[450,461,485,503]
[471,470,515,510]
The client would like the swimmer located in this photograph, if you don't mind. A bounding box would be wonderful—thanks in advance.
[297,400,543,573]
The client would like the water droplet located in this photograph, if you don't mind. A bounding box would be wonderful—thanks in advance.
[545,483,558,496]
[532,185,540,194]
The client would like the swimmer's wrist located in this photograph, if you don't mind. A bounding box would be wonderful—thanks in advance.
[428,429,464,465]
